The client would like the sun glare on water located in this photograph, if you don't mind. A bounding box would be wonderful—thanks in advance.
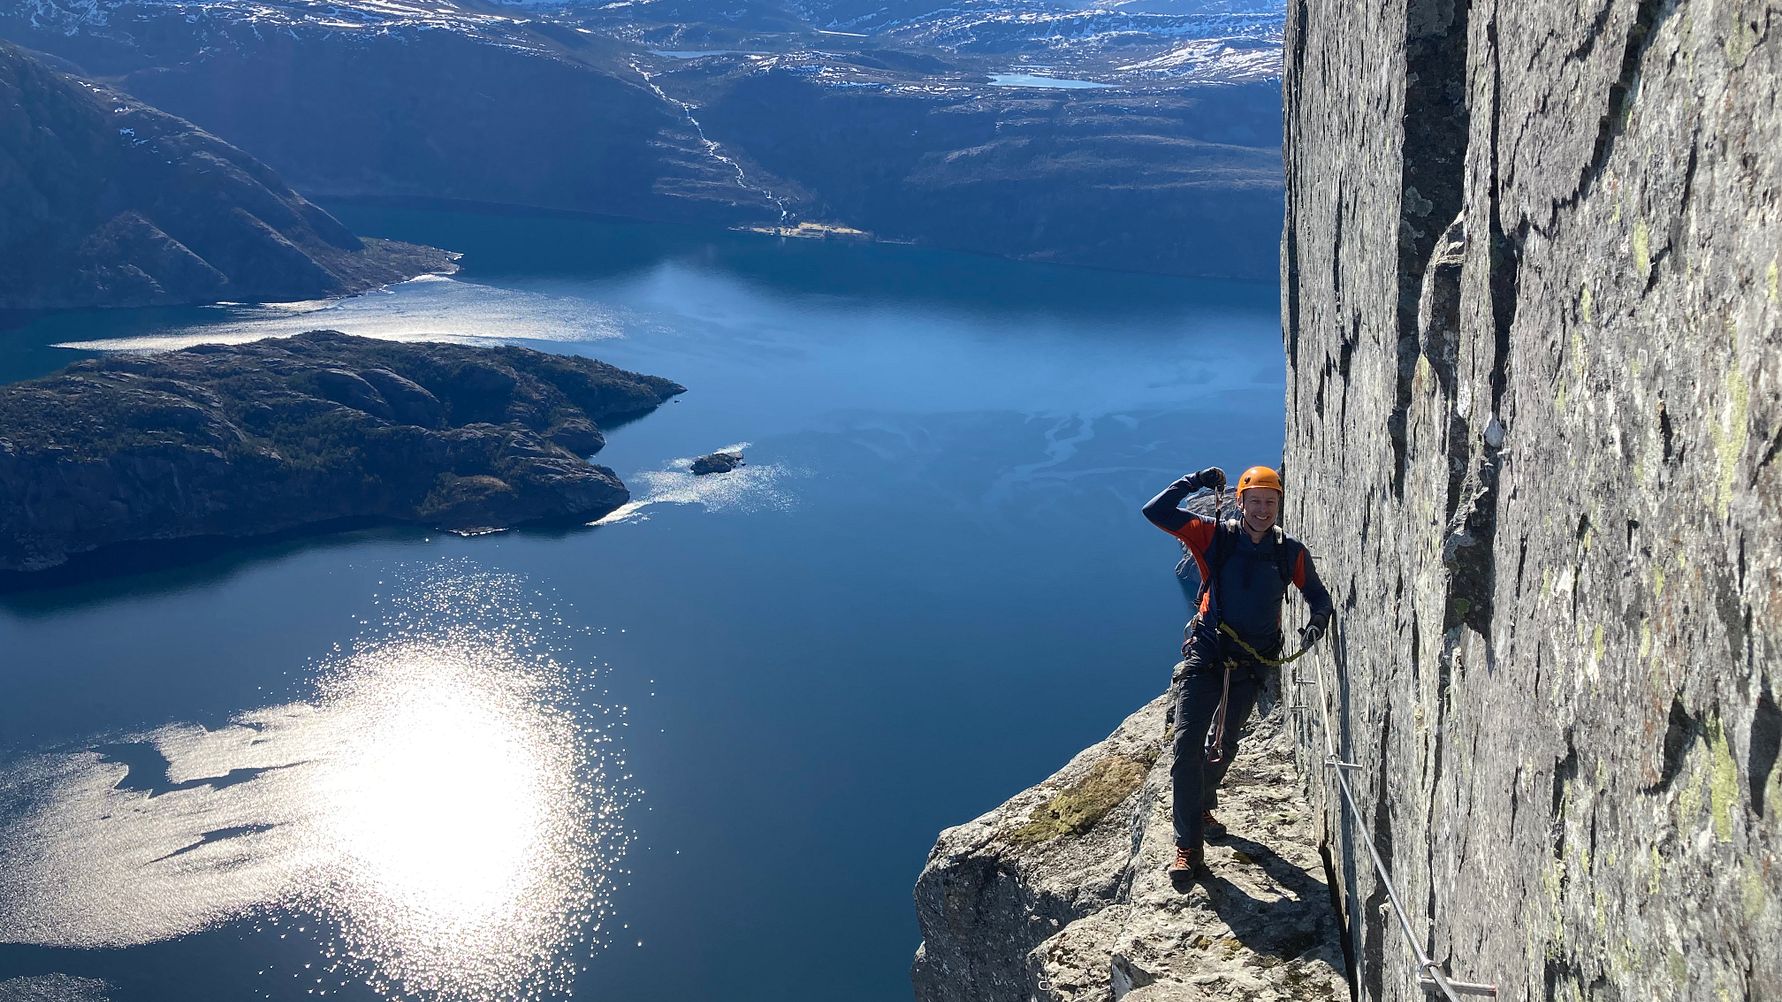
[297,631,605,999]
[325,654,553,918]
[0,570,633,1002]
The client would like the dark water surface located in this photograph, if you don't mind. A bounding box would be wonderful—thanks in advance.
[0,205,1284,1002]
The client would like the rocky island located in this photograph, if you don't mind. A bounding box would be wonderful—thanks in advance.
[691,450,745,475]
[0,331,684,574]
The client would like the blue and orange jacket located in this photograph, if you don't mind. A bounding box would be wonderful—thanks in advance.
[1143,478,1333,653]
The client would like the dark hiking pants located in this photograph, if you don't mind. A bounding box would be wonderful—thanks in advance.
[1171,646,1268,852]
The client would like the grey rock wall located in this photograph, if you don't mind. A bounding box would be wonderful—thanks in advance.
[1282,1,1780,999]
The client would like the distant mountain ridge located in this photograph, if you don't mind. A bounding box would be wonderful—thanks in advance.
[0,41,455,309]
[1,0,1290,279]
[0,1,788,224]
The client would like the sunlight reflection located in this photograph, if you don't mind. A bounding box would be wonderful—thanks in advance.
[329,669,546,914]
[49,275,631,353]
[302,633,601,999]
[0,569,632,1002]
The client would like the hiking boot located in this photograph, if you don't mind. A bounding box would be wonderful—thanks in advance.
[1168,845,1204,875]
[1201,810,1226,838]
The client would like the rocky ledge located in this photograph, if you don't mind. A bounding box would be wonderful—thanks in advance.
[913,692,1349,1002]
[0,331,684,573]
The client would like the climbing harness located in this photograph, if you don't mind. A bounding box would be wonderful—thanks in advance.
[1204,622,1311,765]
[1218,621,1311,668]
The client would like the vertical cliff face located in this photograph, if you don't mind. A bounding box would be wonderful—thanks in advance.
[1282,0,1780,999]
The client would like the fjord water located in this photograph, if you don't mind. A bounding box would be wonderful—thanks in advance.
[0,204,1285,1002]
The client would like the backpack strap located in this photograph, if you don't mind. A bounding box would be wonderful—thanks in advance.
[1273,526,1298,587]
[1195,519,1239,621]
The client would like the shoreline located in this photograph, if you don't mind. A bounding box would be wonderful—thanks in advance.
[312,192,1284,287]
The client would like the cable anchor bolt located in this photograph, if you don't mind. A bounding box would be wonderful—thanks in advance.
[1417,961,1497,997]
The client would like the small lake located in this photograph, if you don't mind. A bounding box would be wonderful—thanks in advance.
[650,50,765,59]
[987,73,1114,89]
[0,204,1284,1002]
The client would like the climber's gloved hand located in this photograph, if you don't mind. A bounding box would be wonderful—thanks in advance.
[1299,613,1331,650]
[1179,466,1224,493]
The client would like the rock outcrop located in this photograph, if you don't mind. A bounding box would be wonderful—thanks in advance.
[691,450,744,475]
[0,42,454,309]
[1281,1,1780,999]
[0,331,684,573]
[912,693,1348,1002]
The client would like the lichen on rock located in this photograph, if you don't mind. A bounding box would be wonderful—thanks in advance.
[1010,754,1157,846]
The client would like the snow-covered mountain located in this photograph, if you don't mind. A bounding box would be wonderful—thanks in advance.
[0,40,453,308]
[788,0,1282,30]
[0,0,1289,278]
[868,2,1282,78]
[8,0,1284,81]
[14,0,525,38]
[1,0,784,222]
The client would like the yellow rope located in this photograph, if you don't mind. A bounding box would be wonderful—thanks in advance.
[1217,621,1310,667]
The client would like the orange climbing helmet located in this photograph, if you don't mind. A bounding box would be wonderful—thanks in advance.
[1235,465,1284,499]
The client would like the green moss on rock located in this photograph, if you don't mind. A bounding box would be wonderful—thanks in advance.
[1008,753,1154,845]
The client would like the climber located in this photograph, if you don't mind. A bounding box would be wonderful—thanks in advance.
[1142,465,1334,877]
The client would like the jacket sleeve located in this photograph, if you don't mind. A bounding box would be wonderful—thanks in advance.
[1291,545,1336,629]
[1142,479,1217,556]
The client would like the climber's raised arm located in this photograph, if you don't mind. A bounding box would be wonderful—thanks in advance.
[1142,467,1225,548]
